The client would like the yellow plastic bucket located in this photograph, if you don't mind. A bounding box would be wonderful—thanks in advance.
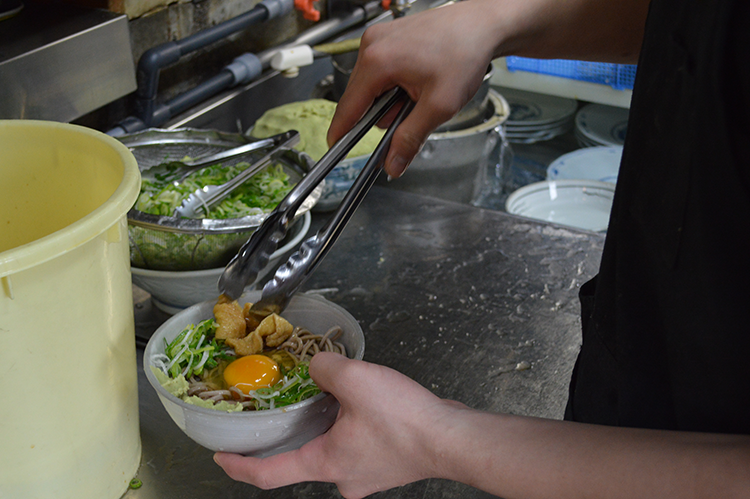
[0,120,142,498]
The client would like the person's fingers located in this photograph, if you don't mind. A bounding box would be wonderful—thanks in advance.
[382,91,460,178]
[214,452,303,489]
[327,23,403,147]
[326,61,388,148]
[308,351,359,396]
[374,102,404,131]
[213,436,330,489]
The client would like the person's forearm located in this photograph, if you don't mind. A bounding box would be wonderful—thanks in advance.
[431,408,750,499]
[475,0,651,63]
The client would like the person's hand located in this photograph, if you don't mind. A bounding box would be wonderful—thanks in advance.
[327,0,504,179]
[213,352,465,498]
[326,0,649,180]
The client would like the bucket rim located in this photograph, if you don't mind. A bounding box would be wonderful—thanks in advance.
[0,120,141,278]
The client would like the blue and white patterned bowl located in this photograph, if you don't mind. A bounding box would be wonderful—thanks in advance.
[314,154,371,212]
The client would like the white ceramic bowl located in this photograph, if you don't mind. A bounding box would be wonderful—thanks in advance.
[546,146,623,184]
[505,180,615,232]
[143,290,365,457]
[132,212,311,314]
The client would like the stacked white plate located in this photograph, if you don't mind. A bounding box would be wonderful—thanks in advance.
[575,103,629,147]
[494,87,578,144]
[506,180,615,232]
[547,145,623,184]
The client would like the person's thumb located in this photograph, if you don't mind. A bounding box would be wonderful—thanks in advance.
[383,99,448,179]
[308,351,352,395]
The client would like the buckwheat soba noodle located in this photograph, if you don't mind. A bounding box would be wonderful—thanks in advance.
[280,326,347,362]
[151,296,347,412]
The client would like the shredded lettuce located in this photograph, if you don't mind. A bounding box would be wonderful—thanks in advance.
[151,366,243,412]
[135,162,293,219]
[150,366,189,398]
[183,395,244,412]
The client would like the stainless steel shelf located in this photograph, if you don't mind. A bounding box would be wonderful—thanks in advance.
[0,4,136,122]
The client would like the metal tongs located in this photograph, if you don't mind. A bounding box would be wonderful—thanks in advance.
[173,130,300,218]
[219,87,414,317]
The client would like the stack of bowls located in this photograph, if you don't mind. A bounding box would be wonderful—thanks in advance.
[505,179,615,232]
[493,86,578,144]
[505,142,623,232]
[574,103,629,148]
[131,212,311,314]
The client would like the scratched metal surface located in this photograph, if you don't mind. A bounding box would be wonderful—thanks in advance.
[127,186,605,498]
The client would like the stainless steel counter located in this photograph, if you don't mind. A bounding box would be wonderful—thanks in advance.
[126,186,604,498]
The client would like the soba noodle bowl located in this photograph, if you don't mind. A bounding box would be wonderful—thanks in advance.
[152,318,347,412]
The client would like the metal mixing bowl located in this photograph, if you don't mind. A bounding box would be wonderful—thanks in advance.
[375,89,510,204]
[119,128,322,271]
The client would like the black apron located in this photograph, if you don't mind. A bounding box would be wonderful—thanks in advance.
[565,0,750,434]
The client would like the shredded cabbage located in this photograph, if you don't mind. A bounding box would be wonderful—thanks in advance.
[136,162,293,219]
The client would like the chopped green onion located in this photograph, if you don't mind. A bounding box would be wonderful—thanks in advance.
[136,162,293,219]
[249,362,321,410]
[162,319,233,378]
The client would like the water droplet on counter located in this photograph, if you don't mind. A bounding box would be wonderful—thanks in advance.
[386,310,410,323]
[515,361,531,371]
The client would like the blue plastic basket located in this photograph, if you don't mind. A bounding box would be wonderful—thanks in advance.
[505,57,637,91]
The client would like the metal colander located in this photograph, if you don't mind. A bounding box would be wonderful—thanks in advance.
[119,128,321,271]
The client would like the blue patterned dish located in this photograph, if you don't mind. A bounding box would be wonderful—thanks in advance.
[314,153,371,212]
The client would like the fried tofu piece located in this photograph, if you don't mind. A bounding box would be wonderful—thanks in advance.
[225,333,264,356]
[255,314,294,347]
[225,313,294,356]
[213,295,246,340]
[242,302,261,331]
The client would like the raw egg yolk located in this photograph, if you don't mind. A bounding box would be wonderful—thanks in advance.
[223,355,282,394]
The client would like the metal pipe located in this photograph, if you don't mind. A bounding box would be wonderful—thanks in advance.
[256,0,383,66]
[164,70,236,120]
[134,0,293,127]
[108,0,384,136]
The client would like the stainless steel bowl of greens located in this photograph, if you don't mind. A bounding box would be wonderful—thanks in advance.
[120,128,321,271]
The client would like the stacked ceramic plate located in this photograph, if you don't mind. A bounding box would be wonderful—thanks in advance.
[493,87,578,144]
[505,180,615,232]
[574,103,630,147]
[547,145,624,184]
